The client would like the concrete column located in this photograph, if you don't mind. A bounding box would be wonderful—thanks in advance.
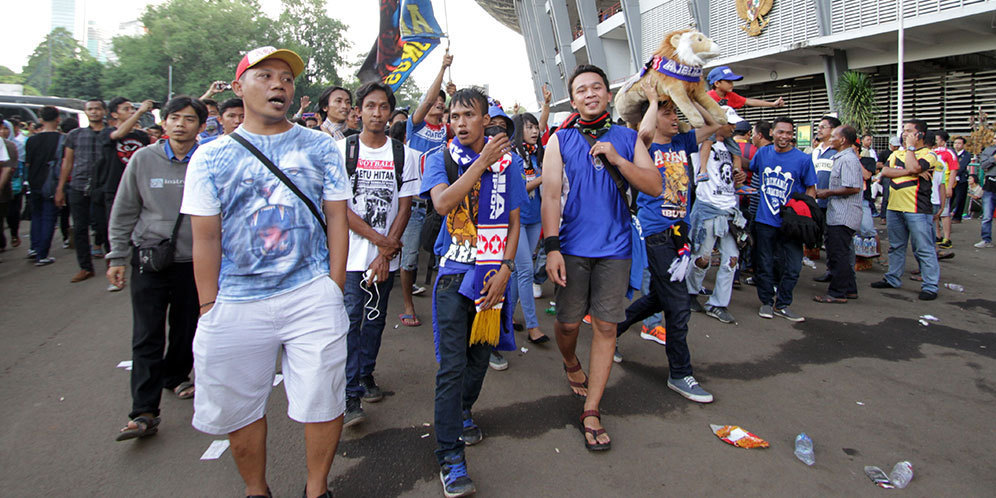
[575,0,608,69]
[548,0,578,81]
[620,0,643,71]
[688,0,710,36]
[515,0,546,102]
[822,49,849,110]
[528,0,570,102]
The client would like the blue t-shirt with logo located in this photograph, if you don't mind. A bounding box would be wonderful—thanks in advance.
[181,125,352,302]
[749,145,817,228]
[407,118,446,155]
[519,153,542,225]
[419,145,528,273]
[637,131,698,236]
[557,126,636,259]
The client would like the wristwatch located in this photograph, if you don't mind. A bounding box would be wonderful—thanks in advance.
[501,259,516,272]
[906,146,916,151]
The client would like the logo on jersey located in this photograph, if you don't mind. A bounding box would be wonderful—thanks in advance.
[761,165,794,215]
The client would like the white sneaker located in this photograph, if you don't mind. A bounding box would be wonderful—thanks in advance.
[532,283,542,298]
[107,284,124,292]
[974,240,993,248]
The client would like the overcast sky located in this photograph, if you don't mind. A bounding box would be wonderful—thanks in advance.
[4,0,540,109]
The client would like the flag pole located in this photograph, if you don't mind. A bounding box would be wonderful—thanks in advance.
[443,0,452,83]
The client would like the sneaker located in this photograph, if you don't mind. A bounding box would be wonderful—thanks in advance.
[62,238,70,249]
[34,257,55,267]
[360,375,384,403]
[582,314,591,324]
[488,351,508,371]
[107,284,124,292]
[667,375,714,403]
[439,453,476,498]
[343,396,365,427]
[918,290,937,301]
[640,325,667,345]
[974,240,993,248]
[532,283,542,298]
[698,287,713,296]
[412,285,427,296]
[745,276,757,286]
[937,238,953,249]
[25,250,37,259]
[613,347,623,364]
[758,304,774,319]
[460,410,483,446]
[773,307,805,322]
[705,306,736,324]
[70,269,95,283]
[91,247,105,257]
[870,279,897,289]
[689,295,705,313]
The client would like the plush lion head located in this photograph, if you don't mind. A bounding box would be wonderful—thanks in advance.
[656,29,720,67]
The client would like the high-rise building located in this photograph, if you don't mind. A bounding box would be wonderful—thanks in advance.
[50,0,78,37]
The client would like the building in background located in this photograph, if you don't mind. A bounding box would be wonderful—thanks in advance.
[50,0,79,37]
[480,0,996,141]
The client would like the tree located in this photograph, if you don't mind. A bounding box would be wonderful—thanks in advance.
[0,66,15,77]
[834,71,877,136]
[21,28,90,94]
[274,0,350,112]
[50,59,104,99]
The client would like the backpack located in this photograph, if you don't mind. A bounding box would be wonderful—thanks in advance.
[418,148,458,252]
[344,134,406,193]
[41,135,67,199]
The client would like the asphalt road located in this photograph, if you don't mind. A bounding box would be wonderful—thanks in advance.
[1,218,994,497]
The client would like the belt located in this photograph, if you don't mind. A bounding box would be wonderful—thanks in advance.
[413,197,427,207]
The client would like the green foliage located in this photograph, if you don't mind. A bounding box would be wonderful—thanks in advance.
[21,28,91,94]
[0,66,15,77]
[834,71,877,135]
[274,0,350,113]
[50,59,104,99]
[0,75,41,96]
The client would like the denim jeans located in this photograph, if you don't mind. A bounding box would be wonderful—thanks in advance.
[859,199,876,238]
[29,193,58,260]
[433,271,491,466]
[343,270,395,399]
[617,230,692,379]
[982,190,994,243]
[400,202,426,271]
[508,222,542,329]
[825,225,857,298]
[885,210,939,293]
[533,245,547,285]
[640,266,662,329]
[67,188,94,272]
[754,222,803,308]
[686,220,739,308]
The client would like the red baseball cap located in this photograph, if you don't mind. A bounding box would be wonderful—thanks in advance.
[235,46,305,81]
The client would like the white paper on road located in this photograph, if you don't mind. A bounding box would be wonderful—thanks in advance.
[272,374,284,387]
[116,360,133,371]
[200,440,230,460]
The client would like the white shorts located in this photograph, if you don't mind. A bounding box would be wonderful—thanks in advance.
[192,276,348,435]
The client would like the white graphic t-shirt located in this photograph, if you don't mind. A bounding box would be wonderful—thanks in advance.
[335,137,420,272]
[692,140,737,210]
[180,125,351,302]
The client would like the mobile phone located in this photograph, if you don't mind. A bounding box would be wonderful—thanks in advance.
[152,101,162,110]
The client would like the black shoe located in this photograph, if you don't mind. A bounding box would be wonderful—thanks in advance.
[343,396,365,427]
[870,279,896,289]
[460,410,483,446]
[937,251,955,260]
[918,290,937,301]
[301,487,331,498]
[813,273,832,283]
[689,295,705,313]
[360,375,384,403]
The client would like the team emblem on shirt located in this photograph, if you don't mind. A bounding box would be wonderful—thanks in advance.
[761,165,795,215]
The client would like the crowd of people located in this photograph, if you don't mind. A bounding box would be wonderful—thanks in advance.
[1,46,995,498]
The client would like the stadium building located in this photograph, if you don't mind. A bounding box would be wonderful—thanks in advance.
[477,0,996,140]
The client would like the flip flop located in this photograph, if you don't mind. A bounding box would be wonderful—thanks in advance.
[173,381,195,399]
[115,415,161,442]
[579,410,611,451]
[399,313,421,327]
[812,295,847,304]
[563,359,588,397]
[527,334,550,344]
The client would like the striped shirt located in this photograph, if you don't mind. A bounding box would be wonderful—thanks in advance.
[826,148,864,231]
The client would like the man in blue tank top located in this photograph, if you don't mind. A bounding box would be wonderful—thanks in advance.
[541,65,662,452]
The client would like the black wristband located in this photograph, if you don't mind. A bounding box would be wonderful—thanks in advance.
[543,236,561,254]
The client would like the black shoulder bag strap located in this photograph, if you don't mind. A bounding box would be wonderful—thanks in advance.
[579,132,638,216]
[391,138,406,191]
[230,132,327,233]
[443,147,460,185]
[167,213,184,250]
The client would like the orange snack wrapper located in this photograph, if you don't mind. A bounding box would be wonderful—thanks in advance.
[710,424,770,449]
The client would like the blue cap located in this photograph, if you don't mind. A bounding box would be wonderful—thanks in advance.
[487,102,515,135]
[707,66,744,86]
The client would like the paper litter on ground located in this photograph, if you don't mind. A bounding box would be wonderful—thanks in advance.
[201,440,230,460]
[116,360,133,370]
[710,424,769,448]
[919,314,939,322]
[272,374,283,387]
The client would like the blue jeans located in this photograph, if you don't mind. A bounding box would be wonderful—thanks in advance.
[885,210,939,293]
[686,220,739,308]
[617,230,692,379]
[343,270,395,399]
[859,199,876,238]
[29,193,58,260]
[982,190,994,243]
[433,271,491,466]
[533,245,547,285]
[400,202,426,271]
[508,222,542,328]
[754,223,803,308]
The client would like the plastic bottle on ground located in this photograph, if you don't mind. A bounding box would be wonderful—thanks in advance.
[794,433,815,466]
[889,461,913,489]
[944,283,964,292]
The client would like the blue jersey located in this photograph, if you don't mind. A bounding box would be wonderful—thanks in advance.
[813,146,837,208]
[519,153,542,225]
[749,145,818,228]
[557,126,636,259]
[637,131,698,236]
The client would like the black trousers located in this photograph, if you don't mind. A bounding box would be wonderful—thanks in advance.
[67,188,94,272]
[128,256,199,419]
[825,225,857,298]
[950,181,968,220]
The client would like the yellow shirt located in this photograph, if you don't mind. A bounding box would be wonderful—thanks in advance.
[886,148,941,214]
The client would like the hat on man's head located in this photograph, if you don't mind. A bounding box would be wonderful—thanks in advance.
[707,66,744,86]
[734,120,752,134]
[722,105,745,125]
[889,136,901,147]
[235,46,305,81]
[487,99,515,133]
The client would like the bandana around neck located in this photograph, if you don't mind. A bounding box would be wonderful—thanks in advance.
[639,55,703,83]
[562,111,612,139]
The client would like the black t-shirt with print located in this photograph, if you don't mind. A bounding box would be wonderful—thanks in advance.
[98,127,149,195]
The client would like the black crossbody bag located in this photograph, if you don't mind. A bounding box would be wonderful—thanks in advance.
[138,213,184,273]
[230,132,327,234]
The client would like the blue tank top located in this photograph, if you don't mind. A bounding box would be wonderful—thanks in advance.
[557,126,636,259]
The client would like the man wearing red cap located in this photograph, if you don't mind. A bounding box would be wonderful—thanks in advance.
[181,46,351,498]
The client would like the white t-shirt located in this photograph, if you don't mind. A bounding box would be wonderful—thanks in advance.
[692,140,738,210]
[335,136,420,272]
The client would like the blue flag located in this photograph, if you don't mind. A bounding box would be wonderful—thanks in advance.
[358,0,445,91]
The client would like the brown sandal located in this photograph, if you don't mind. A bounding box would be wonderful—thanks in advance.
[812,295,847,304]
[563,359,588,397]
[579,410,611,451]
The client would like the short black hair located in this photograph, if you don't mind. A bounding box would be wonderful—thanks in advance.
[85,98,106,110]
[389,121,406,142]
[201,98,218,111]
[862,133,873,140]
[108,97,131,115]
[772,116,794,129]
[147,124,164,133]
[821,115,841,128]
[355,81,396,112]
[837,125,858,147]
[39,106,60,122]
[935,130,949,143]
[568,64,610,97]
[305,116,318,124]
[449,87,488,116]
[318,85,353,120]
[292,117,307,126]
[754,120,772,141]
[219,98,244,115]
[953,136,966,145]
[905,118,927,136]
[511,112,544,163]
[60,117,79,133]
[390,109,409,122]
[923,130,935,147]
[165,95,208,125]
